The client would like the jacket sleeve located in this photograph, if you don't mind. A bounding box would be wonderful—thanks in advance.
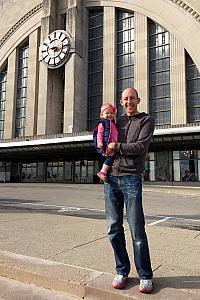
[97,123,104,144]
[116,117,154,156]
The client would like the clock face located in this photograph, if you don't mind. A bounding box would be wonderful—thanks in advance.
[41,30,71,69]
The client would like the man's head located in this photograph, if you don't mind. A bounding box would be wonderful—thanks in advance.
[120,88,140,116]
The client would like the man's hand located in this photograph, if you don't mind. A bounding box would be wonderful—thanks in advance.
[107,143,117,156]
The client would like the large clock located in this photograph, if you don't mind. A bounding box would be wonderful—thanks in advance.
[41,30,71,69]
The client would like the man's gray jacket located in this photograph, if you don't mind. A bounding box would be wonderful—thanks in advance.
[109,112,155,176]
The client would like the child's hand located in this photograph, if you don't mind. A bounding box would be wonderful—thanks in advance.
[107,143,117,155]
[97,142,103,148]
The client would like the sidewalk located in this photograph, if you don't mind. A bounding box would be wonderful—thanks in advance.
[0,276,80,300]
[0,207,200,299]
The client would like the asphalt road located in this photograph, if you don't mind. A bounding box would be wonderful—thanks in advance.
[0,183,200,231]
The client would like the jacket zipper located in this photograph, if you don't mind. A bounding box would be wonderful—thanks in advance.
[124,117,132,142]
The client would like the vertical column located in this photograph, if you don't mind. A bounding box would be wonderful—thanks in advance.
[170,34,187,125]
[4,49,17,139]
[103,7,115,105]
[64,0,86,133]
[25,29,39,136]
[37,58,49,134]
[37,0,58,135]
[134,12,148,112]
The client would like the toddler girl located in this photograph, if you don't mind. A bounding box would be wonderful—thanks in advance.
[93,103,118,181]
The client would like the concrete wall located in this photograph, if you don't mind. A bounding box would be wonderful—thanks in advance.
[0,0,42,40]
[1,0,200,139]
[85,0,200,71]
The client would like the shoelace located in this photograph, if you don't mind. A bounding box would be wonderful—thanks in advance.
[114,274,125,281]
[116,275,124,279]
[141,279,152,285]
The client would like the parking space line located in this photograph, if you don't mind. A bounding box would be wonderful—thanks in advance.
[148,217,172,226]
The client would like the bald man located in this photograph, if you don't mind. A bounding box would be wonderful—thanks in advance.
[104,87,154,293]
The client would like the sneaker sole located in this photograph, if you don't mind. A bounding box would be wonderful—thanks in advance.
[139,287,153,293]
[112,283,125,289]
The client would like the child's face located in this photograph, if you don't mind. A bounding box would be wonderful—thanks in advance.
[102,108,115,120]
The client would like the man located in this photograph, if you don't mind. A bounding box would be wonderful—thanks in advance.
[105,87,154,293]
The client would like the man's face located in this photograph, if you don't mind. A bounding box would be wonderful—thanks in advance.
[120,88,140,116]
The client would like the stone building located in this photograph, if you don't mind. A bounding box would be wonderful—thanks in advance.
[0,0,200,184]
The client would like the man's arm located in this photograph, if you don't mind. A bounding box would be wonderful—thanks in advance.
[107,117,154,156]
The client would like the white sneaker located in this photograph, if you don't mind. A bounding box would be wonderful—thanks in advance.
[112,274,127,289]
[139,279,153,293]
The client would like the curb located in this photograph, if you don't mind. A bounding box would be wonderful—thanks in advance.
[0,250,101,299]
[0,250,199,300]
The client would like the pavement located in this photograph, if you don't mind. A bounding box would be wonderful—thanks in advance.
[0,184,200,299]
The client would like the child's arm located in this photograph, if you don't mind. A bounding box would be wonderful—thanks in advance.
[97,123,104,148]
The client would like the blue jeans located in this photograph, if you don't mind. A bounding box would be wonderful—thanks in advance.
[104,175,153,279]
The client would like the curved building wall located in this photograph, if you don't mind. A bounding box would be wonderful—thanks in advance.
[0,0,42,40]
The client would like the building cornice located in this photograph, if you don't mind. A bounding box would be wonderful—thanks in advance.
[1,1,200,50]
[0,126,200,148]
[0,3,43,49]
[170,0,200,22]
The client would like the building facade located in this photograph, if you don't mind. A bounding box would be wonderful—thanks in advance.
[0,0,200,184]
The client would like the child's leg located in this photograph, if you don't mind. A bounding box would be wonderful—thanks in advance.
[97,156,114,181]
[97,163,110,181]
[101,163,110,174]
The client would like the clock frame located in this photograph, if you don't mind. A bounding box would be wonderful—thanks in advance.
[41,30,71,69]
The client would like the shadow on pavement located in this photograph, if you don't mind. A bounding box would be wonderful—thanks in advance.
[124,275,200,294]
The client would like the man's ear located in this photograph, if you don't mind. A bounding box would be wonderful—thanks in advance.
[137,98,141,104]
[120,98,123,105]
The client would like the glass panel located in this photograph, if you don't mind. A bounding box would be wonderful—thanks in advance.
[75,161,81,182]
[0,65,7,139]
[149,161,155,181]
[38,162,44,181]
[148,19,171,125]
[81,165,87,177]
[149,152,155,160]
[198,160,200,181]
[87,9,103,130]
[186,51,200,122]
[116,10,134,116]
[173,151,179,159]
[15,42,29,137]
[64,161,72,181]
[155,151,172,181]
[181,159,197,181]
[173,160,180,181]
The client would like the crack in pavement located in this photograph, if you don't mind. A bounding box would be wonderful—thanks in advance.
[46,234,108,260]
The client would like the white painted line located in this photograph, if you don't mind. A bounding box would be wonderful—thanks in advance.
[57,207,81,212]
[17,202,105,212]
[2,202,200,223]
[147,214,200,222]
[148,217,172,226]
[174,217,200,222]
